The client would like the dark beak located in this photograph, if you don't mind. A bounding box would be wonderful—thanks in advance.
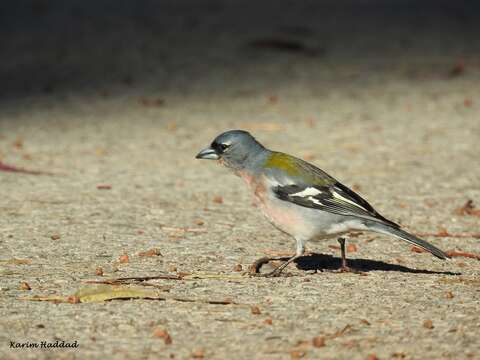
[195,147,220,160]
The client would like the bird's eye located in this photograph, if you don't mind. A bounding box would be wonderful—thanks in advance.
[220,143,230,151]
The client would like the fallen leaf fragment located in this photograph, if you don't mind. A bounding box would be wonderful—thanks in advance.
[446,291,454,299]
[96,184,112,190]
[192,349,205,358]
[138,97,165,107]
[233,264,243,272]
[4,258,32,265]
[138,248,163,257]
[153,329,172,344]
[95,267,104,276]
[454,200,480,217]
[50,234,61,240]
[74,285,163,303]
[416,228,480,239]
[22,284,241,305]
[250,306,261,315]
[312,336,326,348]
[119,254,129,263]
[19,282,31,290]
[264,318,273,325]
[449,59,465,77]
[290,350,306,359]
[13,138,23,149]
[0,161,50,175]
[423,319,434,329]
[445,250,480,260]
[360,319,371,326]
[411,246,427,253]
[213,195,223,204]
[330,324,353,339]
[346,244,357,253]
[67,296,81,304]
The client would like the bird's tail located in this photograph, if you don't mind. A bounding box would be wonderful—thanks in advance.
[368,223,450,260]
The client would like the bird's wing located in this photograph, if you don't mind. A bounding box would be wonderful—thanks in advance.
[273,182,398,227]
[262,154,399,227]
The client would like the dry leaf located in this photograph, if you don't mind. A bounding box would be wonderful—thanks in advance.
[138,97,165,107]
[138,248,163,257]
[4,258,31,265]
[233,264,243,272]
[250,306,261,315]
[97,184,112,190]
[74,285,162,303]
[264,318,273,325]
[449,59,465,77]
[192,349,205,358]
[67,296,81,304]
[346,244,357,253]
[213,196,223,204]
[454,200,480,217]
[290,350,306,359]
[153,329,172,344]
[0,161,49,175]
[360,319,371,326]
[13,138,23,149]
[445,250,480,260]
[267,95,278,104]
[312,336,326,348]
[19,282,31,290]
[423,320,434,329]
[411,246,427,253]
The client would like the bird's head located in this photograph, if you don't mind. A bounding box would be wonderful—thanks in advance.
[196,130,265,170]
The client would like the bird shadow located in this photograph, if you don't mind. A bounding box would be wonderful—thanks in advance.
[294,253,460,276]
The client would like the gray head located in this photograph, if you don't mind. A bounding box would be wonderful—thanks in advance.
[196,130,266,170]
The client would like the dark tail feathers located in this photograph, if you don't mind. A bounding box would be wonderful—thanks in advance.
[369,223,450,260]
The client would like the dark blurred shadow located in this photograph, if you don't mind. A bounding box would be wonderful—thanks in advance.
[295,253,460,275]
[1,0,480,104]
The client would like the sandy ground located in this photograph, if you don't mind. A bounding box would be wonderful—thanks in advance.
[1,1,480,359]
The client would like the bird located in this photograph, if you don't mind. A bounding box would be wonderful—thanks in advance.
[196,130,449,277]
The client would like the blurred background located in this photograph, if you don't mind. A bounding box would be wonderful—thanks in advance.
[1,0,479,102]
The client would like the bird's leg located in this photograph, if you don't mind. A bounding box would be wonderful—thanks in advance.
[338,237,348,270]
[336,237,364,274]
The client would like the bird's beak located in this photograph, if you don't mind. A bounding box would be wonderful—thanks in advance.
[195,147,220,160]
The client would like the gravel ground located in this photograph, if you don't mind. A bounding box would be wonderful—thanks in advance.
[1,1,479,359]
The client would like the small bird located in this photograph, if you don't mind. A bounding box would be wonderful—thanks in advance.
[196,130,449,276]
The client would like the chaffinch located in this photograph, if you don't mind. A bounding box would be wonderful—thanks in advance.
[196,130,449,276]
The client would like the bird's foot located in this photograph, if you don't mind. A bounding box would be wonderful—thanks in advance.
[248,256,293,277]
[331,265,366,275]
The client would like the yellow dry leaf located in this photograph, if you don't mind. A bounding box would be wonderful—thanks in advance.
[74,285,162,303]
